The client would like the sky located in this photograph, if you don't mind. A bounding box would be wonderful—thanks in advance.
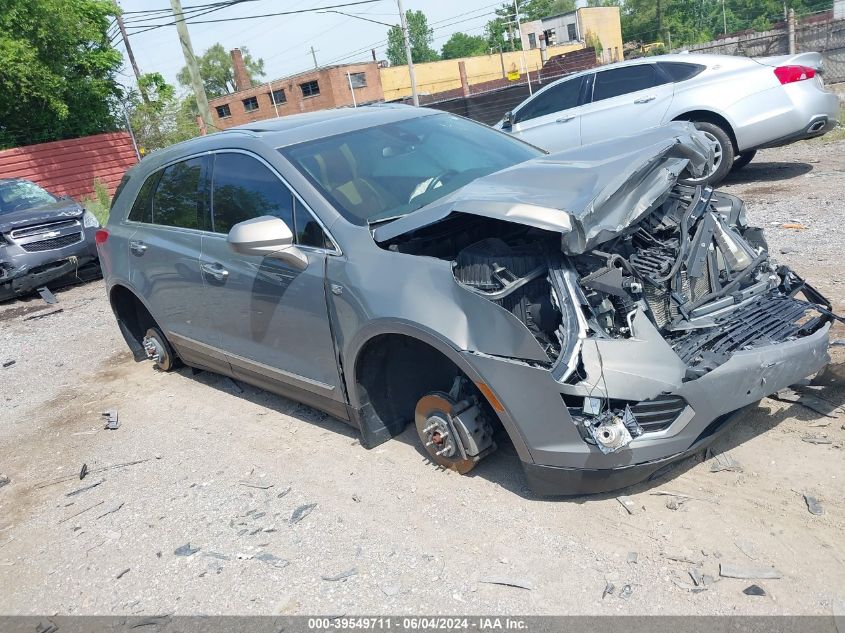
[115,0,508,93]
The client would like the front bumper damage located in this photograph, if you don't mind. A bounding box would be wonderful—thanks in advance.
[376,124,838,495]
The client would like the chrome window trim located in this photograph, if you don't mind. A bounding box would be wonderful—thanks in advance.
[208,148,342,256]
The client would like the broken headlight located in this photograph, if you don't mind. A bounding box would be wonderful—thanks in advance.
[83,210,100,229]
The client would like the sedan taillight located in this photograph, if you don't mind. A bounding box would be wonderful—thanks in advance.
[774,65,816,84]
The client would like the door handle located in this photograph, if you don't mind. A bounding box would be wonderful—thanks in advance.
[634,95,656,104]
[129,240,147,255]
[200,262,229,282]
[555,114,576,123]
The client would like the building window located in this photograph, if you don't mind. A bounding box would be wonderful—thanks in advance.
[300,80,320,98]
[268,88,286,104]
[215,104,231,118]
[567,23,577,41]
[242,96,259,112]
[528,33,537,49]
[348,72,367,88]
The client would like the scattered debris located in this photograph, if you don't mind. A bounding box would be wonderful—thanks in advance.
[618,584,633,600]
[2,360,15,369]
[780,223,806,230]
[719,563,783,579]
[321,567,358,582]
[663,552,699,565]
[203,552,230,560]
[650,490,699,500]
[707,449,743,473]
[36,286,58,304]
[79,464,88,480]
[65,478,104,497]
[289,503,317,525]
[665,497,685,511]
[57,500,105,524]
[116,568,131,580]
[352,494,361,503]
[802,435,832,445]
[627,551,638,564]
[239,481,273,490]
[23,308,63,321]
[102,410,119,430]
[743,584,767,596]
[602,581,615,598]
[803,494,824,516]
[276,486,291,498]
[35,459,149,489]
[35,619,58,633]
[735,540,759,561]
[380,580,402,597]
[174,543,200,557]
[0,474,9,488]
[796,394,842,418]
[96,502,125,520]
[831,339,845,347]
[129,615,172,629]
[689,567,704,586]
[255,552,289,569]
[616,495,638,514]
[478,576,532,591]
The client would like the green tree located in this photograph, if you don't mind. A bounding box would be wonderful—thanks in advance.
[441,32,489,59]
[177,43,265,98]
[0,0,122,149]
[128,73,198,152]
[386,10,440,65]
[522,0,576,20]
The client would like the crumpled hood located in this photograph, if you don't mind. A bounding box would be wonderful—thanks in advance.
[0,200,84,233]
[374,122,712,254]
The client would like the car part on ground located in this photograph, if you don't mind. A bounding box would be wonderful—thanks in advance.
[496,51,840,186]
[0,178,101,302]
[99,107,839,496]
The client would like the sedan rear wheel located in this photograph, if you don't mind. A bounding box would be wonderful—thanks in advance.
[142,327,177,372]
[731,149,757,172]
[681,121,735,186]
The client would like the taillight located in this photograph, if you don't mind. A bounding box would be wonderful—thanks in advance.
[94,229,109,245]
[774,65,816,84]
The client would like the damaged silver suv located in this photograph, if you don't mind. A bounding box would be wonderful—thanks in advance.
[99,106,838,495]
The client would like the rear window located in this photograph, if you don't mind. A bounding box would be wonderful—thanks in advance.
[658,62,706,82]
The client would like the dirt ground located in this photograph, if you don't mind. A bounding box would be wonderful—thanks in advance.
[1,138,844,617]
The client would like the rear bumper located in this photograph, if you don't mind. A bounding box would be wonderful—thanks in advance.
[750,114,837,150]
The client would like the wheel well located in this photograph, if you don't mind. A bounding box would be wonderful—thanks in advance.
[672,110,738,152]
[109,285,159,361]
[353,334,467,447]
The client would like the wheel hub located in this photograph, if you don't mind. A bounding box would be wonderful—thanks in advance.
[142,335,163,364]
[421,413,457,458]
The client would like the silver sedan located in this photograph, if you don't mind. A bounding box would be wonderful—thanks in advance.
[497,52,840,184]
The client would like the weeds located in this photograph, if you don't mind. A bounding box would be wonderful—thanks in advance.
[80,178,111,225]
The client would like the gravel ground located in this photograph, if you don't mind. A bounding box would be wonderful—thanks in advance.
[0,138,844,616]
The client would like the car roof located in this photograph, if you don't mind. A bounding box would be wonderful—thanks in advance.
[131,104,439,173]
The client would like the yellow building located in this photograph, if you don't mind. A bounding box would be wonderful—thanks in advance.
[520,6,624,64]
[379,43,584,102]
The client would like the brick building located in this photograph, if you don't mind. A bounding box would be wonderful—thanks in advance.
[208,49,385,130]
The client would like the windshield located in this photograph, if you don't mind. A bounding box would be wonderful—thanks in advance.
[0,180,57,216]
[281,113,542,225]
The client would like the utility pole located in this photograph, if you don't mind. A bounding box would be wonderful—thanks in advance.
[787,8,796,54]
[513,0,531,95]
[397,0,419,106]
[310,45,319,69]
[170,0,213,131]
[722,0,728,35]
[116,9,149,103]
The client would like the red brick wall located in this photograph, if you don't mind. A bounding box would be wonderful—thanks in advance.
[0,131,138,200]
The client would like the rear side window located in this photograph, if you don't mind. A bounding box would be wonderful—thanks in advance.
[127,172,159,223]
[592,64,668,102]
[111,174,130,210]
[658,62,706,82]
[514,76,585,124]
[153,158,203,229]
[211,153,294,234]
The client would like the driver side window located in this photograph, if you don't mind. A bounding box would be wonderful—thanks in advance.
[514,75,585,124]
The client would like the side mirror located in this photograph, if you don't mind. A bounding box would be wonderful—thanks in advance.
[227,215,308,270]
[503,111,515,128]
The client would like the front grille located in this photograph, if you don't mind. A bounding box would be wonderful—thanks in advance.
[629,395,688,432]
[20,232,83,252]
[10,219,80,239]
